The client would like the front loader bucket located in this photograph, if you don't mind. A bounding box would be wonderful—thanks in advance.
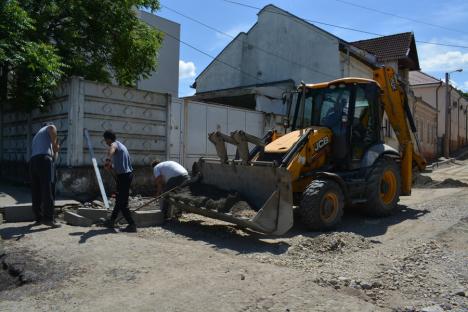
[167,159,294,235]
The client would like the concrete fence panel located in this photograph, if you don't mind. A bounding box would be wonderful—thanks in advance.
[1,77,170,198]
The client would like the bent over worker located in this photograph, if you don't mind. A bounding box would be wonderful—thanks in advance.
[30,123,60,227]
[152,160,189,217]
[102,130,137,232]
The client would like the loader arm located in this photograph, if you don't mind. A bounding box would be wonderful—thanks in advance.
[373,67,427,195]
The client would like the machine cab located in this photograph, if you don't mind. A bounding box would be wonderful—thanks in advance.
[287,79,383,168]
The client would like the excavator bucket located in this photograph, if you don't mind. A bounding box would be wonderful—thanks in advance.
[167,158,294,235]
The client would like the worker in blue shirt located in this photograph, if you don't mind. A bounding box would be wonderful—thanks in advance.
[102,130,137,232]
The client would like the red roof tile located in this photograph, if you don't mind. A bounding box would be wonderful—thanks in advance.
[351,32,419,69]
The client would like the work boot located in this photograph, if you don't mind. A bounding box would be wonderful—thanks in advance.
[102,218,115,229]
[31,220,42,227]
[43,220,61,228]
[121,223,137,233]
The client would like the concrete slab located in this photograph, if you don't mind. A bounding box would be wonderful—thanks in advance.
[117,210,164,227]
[0,183,31,208]
[92,200,104,208]
[77,208,109,222]
[3,204,35,222]
[64,211,93,227]
[132,210,164,227]
[55,200,81,207]
[2,200,79,222]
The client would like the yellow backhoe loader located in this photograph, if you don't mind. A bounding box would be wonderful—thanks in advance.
[166,67,427,235]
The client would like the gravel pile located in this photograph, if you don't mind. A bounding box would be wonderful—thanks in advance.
[252,232,373,271]
[413,174,468,188]
[371,241,468,311]
[287,232,371,255]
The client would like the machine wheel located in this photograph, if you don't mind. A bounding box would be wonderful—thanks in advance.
[298,179,344,231]
[364,157,401,216]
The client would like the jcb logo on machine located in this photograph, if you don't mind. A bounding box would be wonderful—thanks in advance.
[315,136,329,152]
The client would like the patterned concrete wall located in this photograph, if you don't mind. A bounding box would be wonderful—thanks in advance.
[0,77,169,167]
[76,78,169,167]
[1,82,70,166]
[0,77,170,196]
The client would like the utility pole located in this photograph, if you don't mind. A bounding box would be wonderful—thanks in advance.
[457,95,462,149]
[444,72,451,157]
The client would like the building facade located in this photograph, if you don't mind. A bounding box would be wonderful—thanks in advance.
[411,96,438,160]
[409,71,468,155]
[137,11,180,98]
[191,4,376,114]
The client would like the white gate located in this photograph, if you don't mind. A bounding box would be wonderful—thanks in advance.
[169,99,283,170]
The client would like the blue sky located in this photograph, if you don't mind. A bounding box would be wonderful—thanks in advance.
[156,0,468,97]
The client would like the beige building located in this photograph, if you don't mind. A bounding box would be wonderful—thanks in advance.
[409,71,468,155]
[410,95,438,160]
[350,33,441,159]
[352,32,419,83]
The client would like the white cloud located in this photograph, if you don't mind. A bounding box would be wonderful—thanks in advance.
[418,39,468,72]
[450,79,459,89]
[463,81,468,91]
[179,60,196,79]
[420,50,468,72]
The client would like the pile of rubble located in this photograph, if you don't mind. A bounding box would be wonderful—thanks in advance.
[252,232,374,271]
[170,183,257,219]
[287,232,372,255]
[413,173,468,188]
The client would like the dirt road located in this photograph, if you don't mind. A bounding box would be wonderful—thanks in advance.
[1,161,467,312]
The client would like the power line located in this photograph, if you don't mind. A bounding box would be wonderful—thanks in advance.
[222,0,468,50]
[332,0,468,35]
[161,5,337,80]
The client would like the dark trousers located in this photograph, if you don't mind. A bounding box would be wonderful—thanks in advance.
[160,175,189,213]
[30,155,55,222]
[163,175,190,193]
[111,172,135,225]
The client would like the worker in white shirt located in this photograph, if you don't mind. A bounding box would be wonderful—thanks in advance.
[152,160,189,217]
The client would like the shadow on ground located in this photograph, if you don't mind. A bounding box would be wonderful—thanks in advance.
[162,219,292,255]
[159,204,429,254]
[69,228,116,244]
[0,224,53,241]
[338,204,430,237]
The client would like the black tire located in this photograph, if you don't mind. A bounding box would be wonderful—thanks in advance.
[298,179,344,231]
[364,157,401,217]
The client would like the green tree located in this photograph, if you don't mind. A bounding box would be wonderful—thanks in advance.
[0,0,163,111]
